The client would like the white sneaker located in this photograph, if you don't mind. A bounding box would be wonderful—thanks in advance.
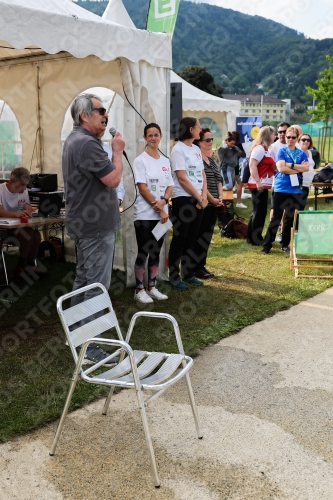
[146,287,168,300]
[241,193,252,199]
[134,290,153,304]
[236,202,247,208]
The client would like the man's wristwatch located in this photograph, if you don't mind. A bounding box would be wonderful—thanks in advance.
[162,197,168,204]
[291,163,295,170]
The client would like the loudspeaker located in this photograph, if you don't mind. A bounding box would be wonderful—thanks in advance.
[28,173,58,192]
[170,82,182,139]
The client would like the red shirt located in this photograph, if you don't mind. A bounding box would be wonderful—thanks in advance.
[247,145,275,189]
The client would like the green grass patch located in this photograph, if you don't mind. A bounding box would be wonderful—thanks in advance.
[1,194,332,442]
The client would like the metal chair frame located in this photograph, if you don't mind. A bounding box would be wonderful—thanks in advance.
[1,244,9,286]
[50,283,202,487]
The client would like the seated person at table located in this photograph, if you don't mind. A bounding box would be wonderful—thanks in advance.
[0,167,47,283]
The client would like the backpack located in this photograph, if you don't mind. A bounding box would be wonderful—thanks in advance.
[217,205,234,228]
[220,214,248,239]
[240,157,250,183]
[312,164,333,183]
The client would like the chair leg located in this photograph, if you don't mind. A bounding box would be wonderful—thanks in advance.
[135,389,160,488]
[184,371,203,439]
[102,385,115,415]
[1,249,8,286]
[49,372,80,456]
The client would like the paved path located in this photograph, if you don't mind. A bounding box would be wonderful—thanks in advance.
[1,287,333,499]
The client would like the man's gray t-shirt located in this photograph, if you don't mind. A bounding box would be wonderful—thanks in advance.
[62,126,121,239]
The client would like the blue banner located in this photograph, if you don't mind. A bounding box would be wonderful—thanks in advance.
[236,116,262,157]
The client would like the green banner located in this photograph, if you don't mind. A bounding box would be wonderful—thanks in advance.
[296,211,333,255]
[146,0,181,37]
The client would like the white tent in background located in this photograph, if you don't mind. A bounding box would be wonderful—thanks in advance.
[0,0,172,285]
[170,71,240,141]
[102,0,136,28]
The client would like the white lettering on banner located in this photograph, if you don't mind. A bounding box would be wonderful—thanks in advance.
[154,0,176,19]
[308,224,330,231]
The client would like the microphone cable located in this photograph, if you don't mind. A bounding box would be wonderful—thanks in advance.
[109,127,137,213]
[121,83,169,159]
[120,152,137,214]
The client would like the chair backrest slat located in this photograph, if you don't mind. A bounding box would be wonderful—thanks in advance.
[67,311,119,348]
[62,293,112,327]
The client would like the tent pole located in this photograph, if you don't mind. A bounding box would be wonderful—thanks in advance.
[36,65,43,172]
[145,0,152,30]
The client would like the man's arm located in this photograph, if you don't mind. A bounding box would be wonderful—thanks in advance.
[0,204,29,218]
[100,132,125,187]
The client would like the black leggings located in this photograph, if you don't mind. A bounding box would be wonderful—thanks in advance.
[193,205,217,271]
[134,220,164,290]
[168,196,204,281]
[247,188,269,245]
[263,191,302,250]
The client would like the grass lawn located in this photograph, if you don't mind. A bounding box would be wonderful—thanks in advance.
[1,194,333,442]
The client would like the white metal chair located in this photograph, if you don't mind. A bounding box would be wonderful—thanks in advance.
[50,283,202,488]
[0,240,9,286]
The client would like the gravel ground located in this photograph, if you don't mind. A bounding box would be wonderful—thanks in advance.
[1,287,333,500]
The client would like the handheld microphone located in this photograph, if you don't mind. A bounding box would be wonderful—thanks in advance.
[109,127,128,161]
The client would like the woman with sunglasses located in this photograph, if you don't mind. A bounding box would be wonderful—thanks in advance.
[246,126,276,246]
[298,133,315,210]
[192,128,223,279]
[168,117,208,290]
[218,131,246,190]
[262,126,309,254]
[133,123,174,304]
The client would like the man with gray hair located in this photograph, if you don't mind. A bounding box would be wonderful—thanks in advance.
[0,167,47,282]
[62,93,125,365]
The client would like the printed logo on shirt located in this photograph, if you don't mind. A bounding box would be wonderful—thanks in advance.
[195,153,202,159]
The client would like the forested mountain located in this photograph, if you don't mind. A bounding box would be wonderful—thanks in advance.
[75,0,333,105]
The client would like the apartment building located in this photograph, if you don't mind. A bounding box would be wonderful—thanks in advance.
[223,94,287,122]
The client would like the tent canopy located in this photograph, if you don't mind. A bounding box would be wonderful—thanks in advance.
[0,0,171,68]
[0,0,172,285]
[170,71,240,113]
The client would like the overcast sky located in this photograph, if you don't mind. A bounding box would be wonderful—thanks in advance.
[189,0,333,40]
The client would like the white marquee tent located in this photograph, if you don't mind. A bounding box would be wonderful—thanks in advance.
[0,0,172,285]
[103,0,240,138]
[170,71,240,141]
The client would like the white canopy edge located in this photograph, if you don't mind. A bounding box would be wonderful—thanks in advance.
[0,0,171,68]
[170,70,240,113]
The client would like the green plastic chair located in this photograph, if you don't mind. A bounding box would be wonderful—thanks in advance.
[290,210,333,278]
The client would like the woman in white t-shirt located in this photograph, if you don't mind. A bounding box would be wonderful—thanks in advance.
[247,126,276,246]
[133,123,174,304]
[298,133,315,210]
[168,117,208,290]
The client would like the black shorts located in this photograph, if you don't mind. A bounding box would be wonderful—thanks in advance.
[235,165,240,176]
